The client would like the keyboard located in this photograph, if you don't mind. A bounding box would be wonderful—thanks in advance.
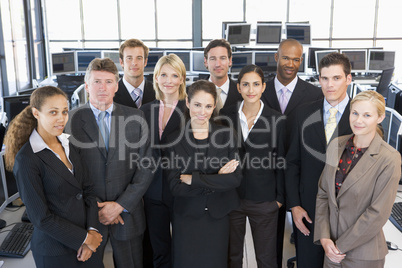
[390,202,402,232]
[0,222,33,258]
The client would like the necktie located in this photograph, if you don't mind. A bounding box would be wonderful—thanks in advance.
[131,88,142,108]
[279,87,289,114]
[325,107,338,144]
[98,111,109,151]
[215,88,224,112]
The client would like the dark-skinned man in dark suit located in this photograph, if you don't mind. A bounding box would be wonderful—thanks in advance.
[261,39,323,268]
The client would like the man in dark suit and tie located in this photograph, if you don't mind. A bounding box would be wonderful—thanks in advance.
[114,38,155,108]
[261,38,323,268]
[66,58,153,268]
[204,39,242,112]
[285,52,353,268]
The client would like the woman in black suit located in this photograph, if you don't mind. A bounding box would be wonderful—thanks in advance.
[220,65,286,268]
[4,86,103,268]
[166,80,242,268]
[140,54,187,267]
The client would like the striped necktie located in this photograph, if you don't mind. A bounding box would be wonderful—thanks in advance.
[325,107,338,144]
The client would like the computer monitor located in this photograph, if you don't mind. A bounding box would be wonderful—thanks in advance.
[2,95,31,122]
[231,52,253,74]
[340,49,367,73]
[225,23,251,46]
[144,51,164,74]
[376,67,395,99]
[51,52,77,75]
[253,51,277,73]
[315,50,338,74]
[165,51,192,74]
[0,150,20,226]
[385,107,402,149]
[70,84,87,109]
[255,22,282,45]
[285,23,311,45]
[191,51,208,74]
[101,50,123,73]
[298,52,306,74]
[76,50,102,73]
[308,47,336,70]
[368,50,396,73]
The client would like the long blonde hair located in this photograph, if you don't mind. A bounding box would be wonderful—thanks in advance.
[4,86,67,171]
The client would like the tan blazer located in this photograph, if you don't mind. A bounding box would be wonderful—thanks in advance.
[314,133,401,261]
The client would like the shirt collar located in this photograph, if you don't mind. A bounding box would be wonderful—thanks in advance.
[209,77,230,95]
[323,94,350,114]
[122,76,145,95]
[89,102,114,118]
[238,100,265,124]
[274,76,298,94]
[29,129,70,154]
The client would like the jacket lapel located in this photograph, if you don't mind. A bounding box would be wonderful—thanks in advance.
[285,78,305,115]
[35,149,81,189]
[161,100,186,142]
[326,135,351,207]
[117,79,137,108]
[337,134,382,199]
[263,80,282,113]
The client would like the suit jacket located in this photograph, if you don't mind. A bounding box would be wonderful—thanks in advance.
[114,78,155,109]
[223,78,243,110]
[166,121,242,219]
[140,99,186,202]
[314,134,401,260]
[13,142,98,256]
[65,102,153,240]
[285,98,353,216]
[261,77,323,150]
[219,102,286,204]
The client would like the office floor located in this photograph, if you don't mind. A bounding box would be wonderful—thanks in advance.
[103,212,296,268]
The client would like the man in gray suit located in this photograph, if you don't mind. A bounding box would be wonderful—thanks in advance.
[66,58,153,267]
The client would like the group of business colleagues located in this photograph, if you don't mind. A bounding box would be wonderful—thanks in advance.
[1,36,400,268]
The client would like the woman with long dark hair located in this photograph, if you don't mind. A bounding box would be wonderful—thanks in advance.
[4,86,103,267]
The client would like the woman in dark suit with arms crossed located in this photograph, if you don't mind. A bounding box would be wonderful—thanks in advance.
[220,64,286,268]
[167,80,242,268]
[4,86,103,267]
[314,90,401,268]
[140,53,187,267]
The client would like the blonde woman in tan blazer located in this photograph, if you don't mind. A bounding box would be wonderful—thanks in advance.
[314,90,401,268]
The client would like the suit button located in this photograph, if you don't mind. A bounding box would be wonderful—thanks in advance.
[76,193,83,200]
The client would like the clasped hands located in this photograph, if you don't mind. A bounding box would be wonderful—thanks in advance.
[77,230,102,262]
[320,238,346,263]
[179,159,239,185]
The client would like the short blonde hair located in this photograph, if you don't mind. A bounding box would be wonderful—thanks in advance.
[351,90,385,117]
[153,54,187,101]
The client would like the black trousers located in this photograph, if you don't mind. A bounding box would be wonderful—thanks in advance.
[229,199,279,268]
[144,197,174,268]
[293,220,324,268]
